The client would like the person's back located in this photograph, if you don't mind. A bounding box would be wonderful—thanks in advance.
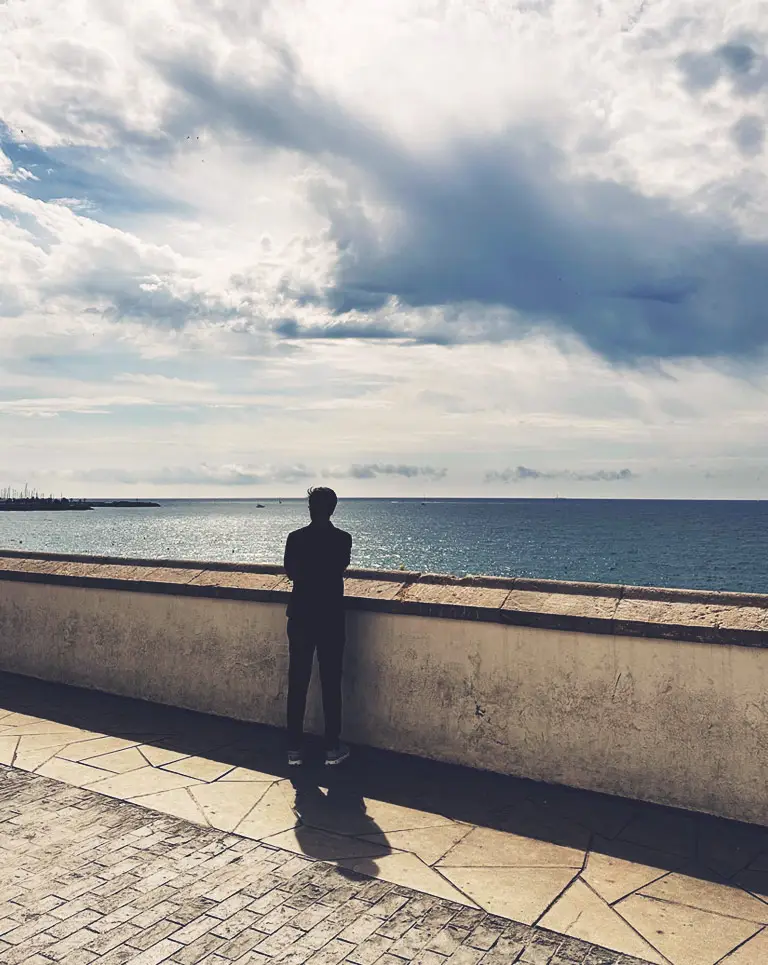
[283,487,352,767]
[284,521,351,622]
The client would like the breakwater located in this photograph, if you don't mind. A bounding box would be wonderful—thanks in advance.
[0,498,160,512]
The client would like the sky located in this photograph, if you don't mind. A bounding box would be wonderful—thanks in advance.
[2,0,768,499]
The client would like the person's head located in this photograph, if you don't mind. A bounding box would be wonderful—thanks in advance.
[307,486,337,522]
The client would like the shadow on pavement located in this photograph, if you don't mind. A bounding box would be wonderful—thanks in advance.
[288,766,388,879]
[1,670,766,891]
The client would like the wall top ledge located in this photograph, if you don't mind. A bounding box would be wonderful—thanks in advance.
[1,548,767,648]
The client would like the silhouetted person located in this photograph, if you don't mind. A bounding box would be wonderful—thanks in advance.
[284,487,352,766]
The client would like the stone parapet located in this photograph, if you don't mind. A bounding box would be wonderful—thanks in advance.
[0,549,766,647]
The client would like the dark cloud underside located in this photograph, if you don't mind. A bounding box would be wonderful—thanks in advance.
[150,44,768,363]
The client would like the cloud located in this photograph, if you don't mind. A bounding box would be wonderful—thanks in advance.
[0,144,38,183]
[327,464,447,480]
[143,34,768,363]
[77,463,316,486]
[678,35,768,96]
[113,373,214,389]
[0,123,184,214]
[731,114,765,156]
[65,462,447,485]
[485,466,636,483]
[0,183,244,334]
[0,395,153,417]
[5,5,768,363]
[274,318,404,341]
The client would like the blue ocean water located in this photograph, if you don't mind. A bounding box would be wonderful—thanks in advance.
[1,498,766,593]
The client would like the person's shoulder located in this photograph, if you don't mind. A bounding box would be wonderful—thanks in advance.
[287,525,312,540]
[335,527,352,544]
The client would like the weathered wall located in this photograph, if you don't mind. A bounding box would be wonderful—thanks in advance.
[1,550,767,825]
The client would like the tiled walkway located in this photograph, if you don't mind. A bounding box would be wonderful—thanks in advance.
[0,674,766,965]
[0,766,638,965]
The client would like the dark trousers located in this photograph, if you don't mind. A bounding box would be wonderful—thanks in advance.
[286,616,345,748]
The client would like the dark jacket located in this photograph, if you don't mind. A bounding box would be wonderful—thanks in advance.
[283,522,352,621]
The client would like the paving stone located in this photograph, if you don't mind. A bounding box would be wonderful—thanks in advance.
[128,916,183,949]
[715,928,768,965]
[428,924,471,955]
[581,840,674,905]
[211,909,259,939]
[439,867,577,924]
[132,787,210,825]
[128,937,184,964]
[169,931,227,964]
[0,758,647,965]
[389,920,447,958]
[85,920,143,952]
[442,827,585,869]
[2,911,57,943]
[369,892,411,918]
[337,914,381,943]
[2,932,57,965]
[540,881,664,963]
[46,907,102,936]
[202,891,253,921]
[344,933,396,964]
[291,901,335,932]
[339,852,476,905]
[466,919,505,951]
[617,893,760,965]
[477,931,530,964]
[174,914,222,944]
[44,925,102,961]
[215,926,266,958]
[254,923,306,955]
[445,946,485,965]
[253,901,301,934]
[190,782,275,834]
[640,871,768,923]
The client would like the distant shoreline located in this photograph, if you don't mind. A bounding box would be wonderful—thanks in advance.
[0,499,160,512]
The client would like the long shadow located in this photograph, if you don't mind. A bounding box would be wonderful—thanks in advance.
[1,671,766,893]
[288,763,388,878]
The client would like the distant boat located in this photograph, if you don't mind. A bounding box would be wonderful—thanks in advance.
[256,503,265,508]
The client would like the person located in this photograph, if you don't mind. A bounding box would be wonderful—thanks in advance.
[283,487,352,767]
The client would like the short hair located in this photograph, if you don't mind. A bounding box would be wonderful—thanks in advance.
[307,486,337,517]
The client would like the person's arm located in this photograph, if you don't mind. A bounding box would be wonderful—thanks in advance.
[283,532,297,582]
[341,532,352,572]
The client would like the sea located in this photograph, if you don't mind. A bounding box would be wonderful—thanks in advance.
[1,498,767,594]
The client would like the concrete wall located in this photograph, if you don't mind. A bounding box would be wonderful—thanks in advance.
[1,550,767,825]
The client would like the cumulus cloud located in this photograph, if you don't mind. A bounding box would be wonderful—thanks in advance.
[731,114,765,156]
[678,36,768,97]
[485,466,636,484]
[126,20,768,362]
[3,2,768,362]
[0,145,37,182]
[0,184,244,334]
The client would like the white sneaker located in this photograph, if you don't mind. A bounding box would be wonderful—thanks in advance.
[287,748,303,766]
[325,742,350,766]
